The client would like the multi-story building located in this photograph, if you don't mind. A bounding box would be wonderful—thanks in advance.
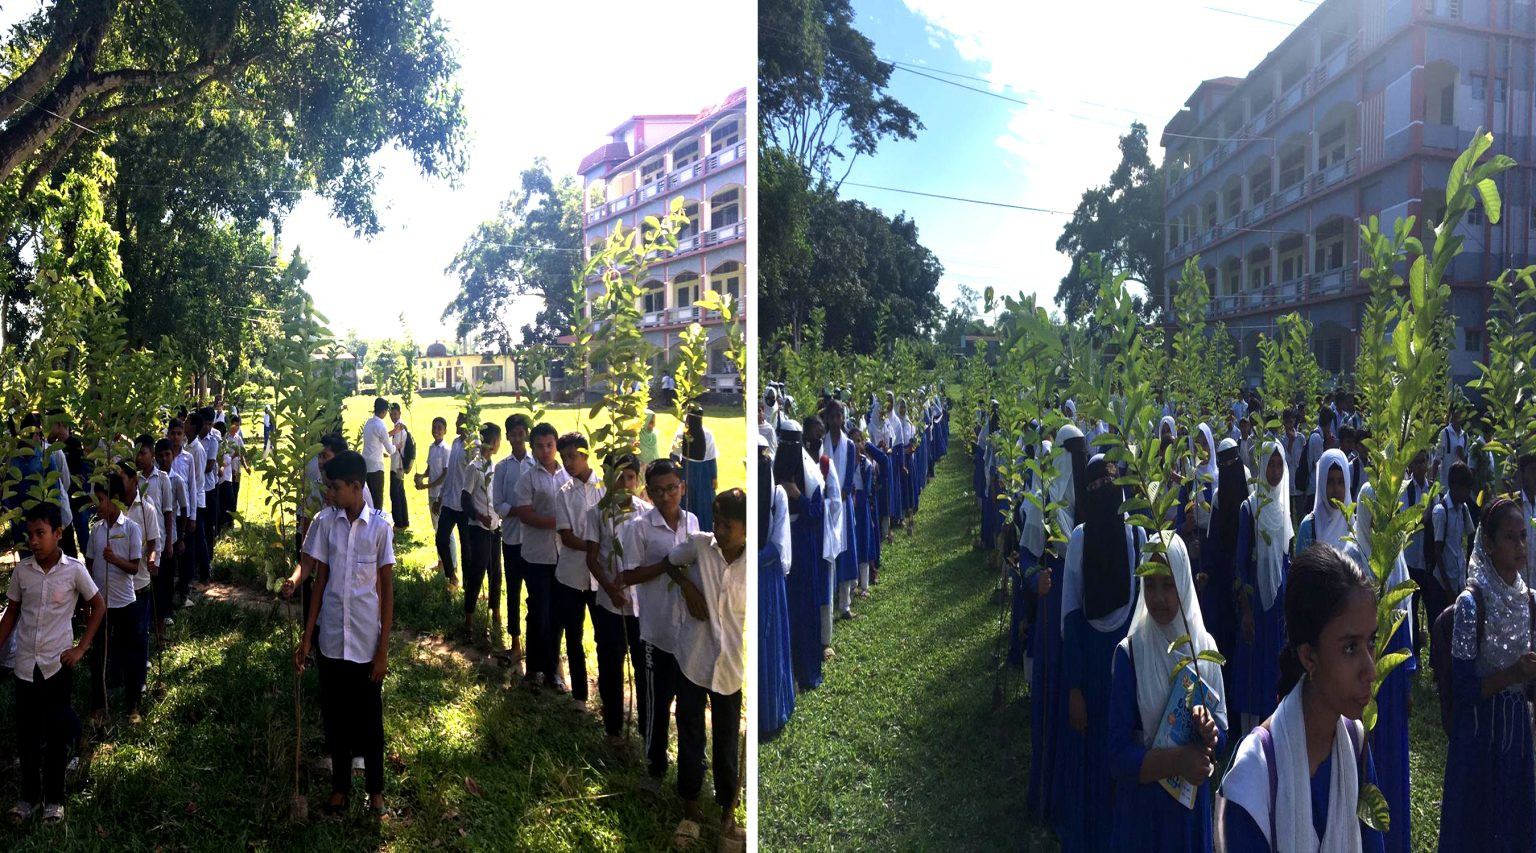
[576,87,747,399]
[1160,0,1536,387]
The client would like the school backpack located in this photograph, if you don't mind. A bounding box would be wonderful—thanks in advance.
[1432,581,1536,736]
[401,430,417,474]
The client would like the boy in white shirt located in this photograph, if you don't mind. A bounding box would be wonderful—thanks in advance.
[0,504,104,823]
[585,454,649,748]
[295,450,395,817]
[661,488,747,846]
[361,397,394,512]
[553,432,602,703]
[177,414,207,597]
[85,476,145,725]
[387,402,410,529]
[510,422,571,690]
[492,414,536,664]
[416,417,449,572]
[462,423,501,639]
[117,458,161,693]
[435,414,469,588]
[618,459,700,788]
[224,415,246,532]
[146,437,182,642]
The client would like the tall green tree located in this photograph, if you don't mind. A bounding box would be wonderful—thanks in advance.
[1055,122,1164,323]
[444,158,584,351]
[759,0,921,187]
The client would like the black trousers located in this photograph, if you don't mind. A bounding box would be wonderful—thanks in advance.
[642,642,680,779]
[201,487,220,579]
[89,603,145,714]
[217,480,235,533]
[59,522,79,558]
[317,654,384,796]
[389,472,409,528]
[178,517,202,596]
[523,562,556,679]
[1410,565,1448,657]
[502,543,525,631]
[462,525,500,616]
[155,543,179,621]
[675,678,741,807]
[591,606,641,737]
[551,583,594,701]
[15,665,72,804]
[435,505,464,582]
[365,471,385,517]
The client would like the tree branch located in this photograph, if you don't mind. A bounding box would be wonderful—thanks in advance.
[0,0,108,124]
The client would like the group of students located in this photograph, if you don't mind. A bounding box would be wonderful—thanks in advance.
[388,404,742,845]
[0,400,246,822]
[974,388,1536,851]
[756,385,950,737]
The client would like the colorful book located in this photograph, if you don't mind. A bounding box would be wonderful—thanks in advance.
[1151,663,1211,809]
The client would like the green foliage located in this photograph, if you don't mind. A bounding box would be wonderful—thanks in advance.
[444,158,585,351]
[696,287,746,380]
[671,321,710,426]
[1258,313,1327,419]
[1470,266,1536,493]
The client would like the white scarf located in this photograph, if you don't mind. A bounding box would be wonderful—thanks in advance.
[1353,479,1412,620]
[821,447,844,561]
[1221,681,1364,852]
[1249,441,1294,610]
[1456,526,1534,675]
[1048,436,1077,537]
[771,484,792,576]
[1021,439,1048,559]
[1061,524,1141,636]
[1311,449,1352,550]
[1129,532,1228,742]
[1195,422,1218,484]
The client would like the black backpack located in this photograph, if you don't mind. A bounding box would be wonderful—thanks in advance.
[401,430,417,474]
[1432,581,1536,736]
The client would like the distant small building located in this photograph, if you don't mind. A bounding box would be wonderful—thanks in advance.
[311,350,358,395]
[416,348,552,396]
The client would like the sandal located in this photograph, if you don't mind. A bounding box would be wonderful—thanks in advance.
[41,803,63,824]
[9,800,33,823]
[672,818,701,849]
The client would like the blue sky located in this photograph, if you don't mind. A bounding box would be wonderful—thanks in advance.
[839,0,1319,321]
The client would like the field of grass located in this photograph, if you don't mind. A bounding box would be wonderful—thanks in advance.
[0,392,747,849]
[759,452,1450,852]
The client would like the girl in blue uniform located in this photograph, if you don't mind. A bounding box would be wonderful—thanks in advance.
[1108,531,1227,852]
[1235,441,1292,730]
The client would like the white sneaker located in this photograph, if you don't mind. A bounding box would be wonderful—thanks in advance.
[352,756,365,773]
[162,617,174,626]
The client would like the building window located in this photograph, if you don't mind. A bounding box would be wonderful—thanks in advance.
[710,119,740,153]
[1495,77,1508,103]
[473,365,504,385]
[1471,73,1487,101]
[1468,206,1483,225]
[680,203,700,240]
[711,261,742,299]
[672,140,699,170]
[1466,328,1483,352]
[640,158,665,186]
[642,283,664,313]
[710,189,740,228]
[674,275,701,310]
[1324,338,1342,373]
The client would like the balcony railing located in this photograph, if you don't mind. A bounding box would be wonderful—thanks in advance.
[585,140,748,226]
[1206,263,1361,315]
[703,221,745,246]
[1165,36,1360,202]
[1165,158,1358,264]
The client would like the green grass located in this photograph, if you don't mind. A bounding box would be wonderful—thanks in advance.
[759,453,1450,852]
[0,599,722,851]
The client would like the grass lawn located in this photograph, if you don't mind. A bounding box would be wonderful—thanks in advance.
[758,452,1450,852]
[0,393,747,849]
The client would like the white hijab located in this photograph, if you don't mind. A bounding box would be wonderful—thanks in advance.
[770,483,792,576]
[1250,440,1294,610]
[1353,479,1412,635]
[1049,424,1083,536]
[1221,681,1364,853]
[1311,448,1353,550]
[1195,422,1218,484]
[1456,514,1534,675]
[1129,532,1228,742]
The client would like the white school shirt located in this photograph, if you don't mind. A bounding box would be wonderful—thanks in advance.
[589,496,650,615]
[389,422,407,474]
[1281,431,1306,497]
[125,496,161,592]
[672,533,746,695]
[362,415,393,474]
[6,553,97,682]
[87,513,144,609]
[441,435,467,512]
[554,473,604,591]
[493,450,537,545]
[227,430,244,479]
[141,468,177,546]
[1432,496,1474,591]
[1401,476,1430,569]
[425,440,448,501]
[511,463,570,565]
[201,430,222,489]
[1435,425,1466,488]
[184,441,206,509]
[628,506,700,653]
[464,455,498,531]
[302,505,396,664]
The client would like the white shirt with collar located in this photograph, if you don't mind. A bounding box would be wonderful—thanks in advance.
[362,415,394,475]
[464,455,498,531]
[441,435,467,512]
[141,468,176,546]
[183,441,206,509]
[389,421,407,474]
[87,512,144,609]
[589,496,650,615]
[6,551,98,682]
[125,495,162,592]
[426,440,448,502]
[511,462,571,565]
[302,504,396,664]
[627,505,700,653]
[201,429,223,489]
[672,532,746,695]
[493,449,538,545]
[554,471,604,591]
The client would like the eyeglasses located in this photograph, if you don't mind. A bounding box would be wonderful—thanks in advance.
[649,482,682,497]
